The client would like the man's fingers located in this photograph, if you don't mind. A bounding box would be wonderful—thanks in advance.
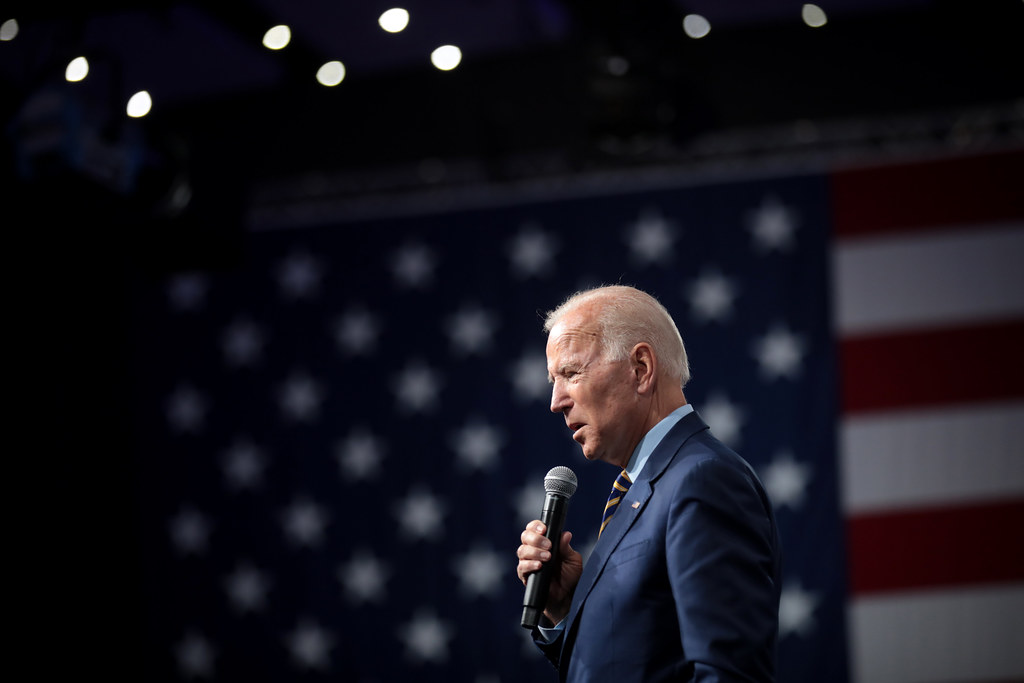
[520,521,552,551]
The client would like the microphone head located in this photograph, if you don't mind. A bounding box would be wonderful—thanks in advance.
[544,466,578,498]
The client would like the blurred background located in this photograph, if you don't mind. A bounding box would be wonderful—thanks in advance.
[4,1,1022,682]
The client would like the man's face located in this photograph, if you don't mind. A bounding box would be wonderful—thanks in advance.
[545,311,642,466]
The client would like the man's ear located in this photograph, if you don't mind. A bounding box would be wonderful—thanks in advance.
[631,343,657,392]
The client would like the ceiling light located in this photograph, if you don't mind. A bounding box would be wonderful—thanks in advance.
[316,61,346,87]
[263,25,291,50]
[65,56,89,82]
[683,14,711,39]
[379,8,410,33]
[802,4,828,28]
[430,45,462,71]
[0,18,18,41]
[127,91,152,118]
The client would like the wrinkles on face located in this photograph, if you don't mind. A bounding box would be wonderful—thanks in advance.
[545,317,639,466]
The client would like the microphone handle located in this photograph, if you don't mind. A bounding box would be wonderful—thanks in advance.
[521,493,569,629]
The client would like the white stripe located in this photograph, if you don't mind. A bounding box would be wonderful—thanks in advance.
[840,401,1024,514]
[834,223,1024,335]
[848,583,1024,683]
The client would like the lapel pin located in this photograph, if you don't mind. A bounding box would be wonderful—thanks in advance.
[631,501,640,509]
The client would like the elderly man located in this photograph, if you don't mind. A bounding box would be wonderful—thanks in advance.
[517,285,781,682]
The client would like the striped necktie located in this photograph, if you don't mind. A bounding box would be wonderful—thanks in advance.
[600,469,632,537]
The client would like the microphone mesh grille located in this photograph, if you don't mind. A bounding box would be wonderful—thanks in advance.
[544,466,578,498]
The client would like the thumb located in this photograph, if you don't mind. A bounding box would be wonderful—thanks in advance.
[560,530,576,555]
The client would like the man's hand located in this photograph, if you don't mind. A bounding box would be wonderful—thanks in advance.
[516,520,583,625]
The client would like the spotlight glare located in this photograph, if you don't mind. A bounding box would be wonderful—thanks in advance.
[0,18,18,41]
[262,24,291,50]
[126,90,152,118]
[802,4,828,28]
[65,56,89,82]
[430,45,462,71]
[682,14,711,39]
[316,60,346,86]
[379,8,410,33]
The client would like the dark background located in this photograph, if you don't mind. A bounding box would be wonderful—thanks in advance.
[3,1,1021,680]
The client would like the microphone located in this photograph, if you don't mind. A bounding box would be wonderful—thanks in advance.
[521,465,578,629]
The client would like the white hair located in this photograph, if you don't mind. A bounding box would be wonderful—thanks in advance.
[543,285,690,388]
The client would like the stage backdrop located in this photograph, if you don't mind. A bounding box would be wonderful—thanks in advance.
[129,150,1023,683]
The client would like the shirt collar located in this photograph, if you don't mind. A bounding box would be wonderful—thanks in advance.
[623,403,694,482]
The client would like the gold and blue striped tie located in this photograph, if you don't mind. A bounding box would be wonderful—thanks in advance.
[600,470,632,537]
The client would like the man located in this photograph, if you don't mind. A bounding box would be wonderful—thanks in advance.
[516,285,781,682]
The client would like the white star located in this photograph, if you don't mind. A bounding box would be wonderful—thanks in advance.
[393,362,442,413]
[752,325,806,380]
[281,498,329,548]
[687,270,739,323]
[336,429,386,481]
[747,195,799,253]
[167,273,208,312]
[338,549,391,604]
[451,421,504,471]
[285,619,334,671]
[514,476,547,524]
[175,630,215,679]
[221,437,267,492]
[453,547,504,598]
[509,350,550,403]
[398,610,454,664]
[447,306,497,356]
[277,250,324,299]
[222,318,266,367]
[279,372,325,422]
[224,561,272,613]
[508,224,557,278]
[761,451,813,511]
[334,308,381,356]
[395,489,445,541]
[779,582,820,638]
[700,393,745,448]
[391,243,436,289]
[166,383,208,434]
[169,506,212,556]
[626,208,678,265]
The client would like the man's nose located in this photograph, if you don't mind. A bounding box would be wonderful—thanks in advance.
[550,382,570,414]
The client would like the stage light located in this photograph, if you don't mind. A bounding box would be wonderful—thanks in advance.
[65,56,89,82]
[430,45,461,71]
[0,18,18,41]
[127,90,152,118]
[317,61,346,86]
[683,14,711,39]
[263,25,291,50]
[802,4,828,28]
[379,8,410,33]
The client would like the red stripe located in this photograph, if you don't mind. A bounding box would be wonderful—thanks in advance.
[831,150,1024,238]
[840,320,1024,414]
[847,499,1024,595]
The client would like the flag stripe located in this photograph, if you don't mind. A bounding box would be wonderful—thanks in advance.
[840,401,1024,514]
[833,224,1024,336]
[831,151,1024,237]
[847,499,1024,594]
[835,150,1024,683]
[839,320,1024,415]
[848,584,1024,683]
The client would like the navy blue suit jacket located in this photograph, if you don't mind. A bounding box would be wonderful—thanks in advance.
[535,411,781,682]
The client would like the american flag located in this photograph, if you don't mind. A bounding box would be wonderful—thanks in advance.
[126,150,1022,682]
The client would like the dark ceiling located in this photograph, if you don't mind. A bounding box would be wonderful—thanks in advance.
[3,0,1022,209]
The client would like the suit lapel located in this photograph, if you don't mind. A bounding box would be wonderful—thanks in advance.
[557,412,710,676]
